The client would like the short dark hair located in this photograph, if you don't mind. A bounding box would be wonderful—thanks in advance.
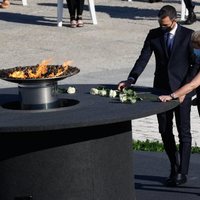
[158,5,177,20]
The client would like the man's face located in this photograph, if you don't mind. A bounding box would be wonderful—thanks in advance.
[158,16,176,32]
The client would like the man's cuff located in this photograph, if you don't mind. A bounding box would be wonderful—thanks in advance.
[127,77,135,84]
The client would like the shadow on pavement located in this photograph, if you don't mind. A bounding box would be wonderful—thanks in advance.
[0,12,57,26]
[134,151,200,200]
[0,3,159,27]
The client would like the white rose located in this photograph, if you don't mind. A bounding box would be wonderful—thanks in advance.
[129,97,137,104]
[67,86,76,94]
[109,90,118,98]
[99,89,107,96]
[119,93,128,102]
[90,88,99,95]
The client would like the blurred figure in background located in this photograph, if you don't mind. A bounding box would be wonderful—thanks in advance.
[183,0,197,25]
[148,0,196,25]
[0,0,10,8]
[66,0,85,28]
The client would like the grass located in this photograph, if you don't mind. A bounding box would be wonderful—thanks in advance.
[133,139,200,154]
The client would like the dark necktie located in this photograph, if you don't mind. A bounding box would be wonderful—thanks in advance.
[166,32,173,55]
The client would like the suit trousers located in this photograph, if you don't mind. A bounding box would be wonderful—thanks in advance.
[157,97,192,175]
[66,0,85,19]
[183,0,195,11]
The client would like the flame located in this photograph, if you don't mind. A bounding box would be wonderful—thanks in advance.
[27,59,51,79]
[9,71,27,79]
[8,59,73,79]
[63,60,72,68]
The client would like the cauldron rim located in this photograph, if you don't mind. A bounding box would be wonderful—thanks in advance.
[0,65,80,84]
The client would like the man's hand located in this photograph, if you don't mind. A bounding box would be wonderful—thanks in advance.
[118,77,135,91]
[117,80,132,91]
[158,95,173,102]
[159,94,185,103]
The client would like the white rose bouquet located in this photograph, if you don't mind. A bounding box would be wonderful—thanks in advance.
[90,86,142,104]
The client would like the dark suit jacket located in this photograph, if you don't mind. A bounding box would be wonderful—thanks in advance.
[129,24,195,94]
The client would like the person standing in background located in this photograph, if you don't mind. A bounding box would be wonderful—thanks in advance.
[66,0,85,28]
[148,0,196,25]
[183,0,197,25]
[0,0,10,8]
[118,5,196,187]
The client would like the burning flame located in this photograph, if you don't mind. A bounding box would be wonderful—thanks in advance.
[48,60,72,78]
[8,59,73,79]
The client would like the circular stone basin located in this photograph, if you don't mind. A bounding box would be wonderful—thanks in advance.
[1,98,79,110]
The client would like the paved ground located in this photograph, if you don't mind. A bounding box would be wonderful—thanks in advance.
[1,0,200,147]
[1,1,200,199]
[134,151,200,200]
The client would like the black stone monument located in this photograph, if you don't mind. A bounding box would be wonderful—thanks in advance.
[0,84,178,200]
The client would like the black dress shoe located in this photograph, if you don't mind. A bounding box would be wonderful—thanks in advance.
[165,164,180,187]
[176,174,187,185]
[165,170,177,187]
[165,176,177,187]
[184,12,197,25]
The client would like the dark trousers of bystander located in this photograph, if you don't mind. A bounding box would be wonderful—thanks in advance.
[183,0,196,25]
[66,0,85,21]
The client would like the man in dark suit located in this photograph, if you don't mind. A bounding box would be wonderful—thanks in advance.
[118,5,195,186]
